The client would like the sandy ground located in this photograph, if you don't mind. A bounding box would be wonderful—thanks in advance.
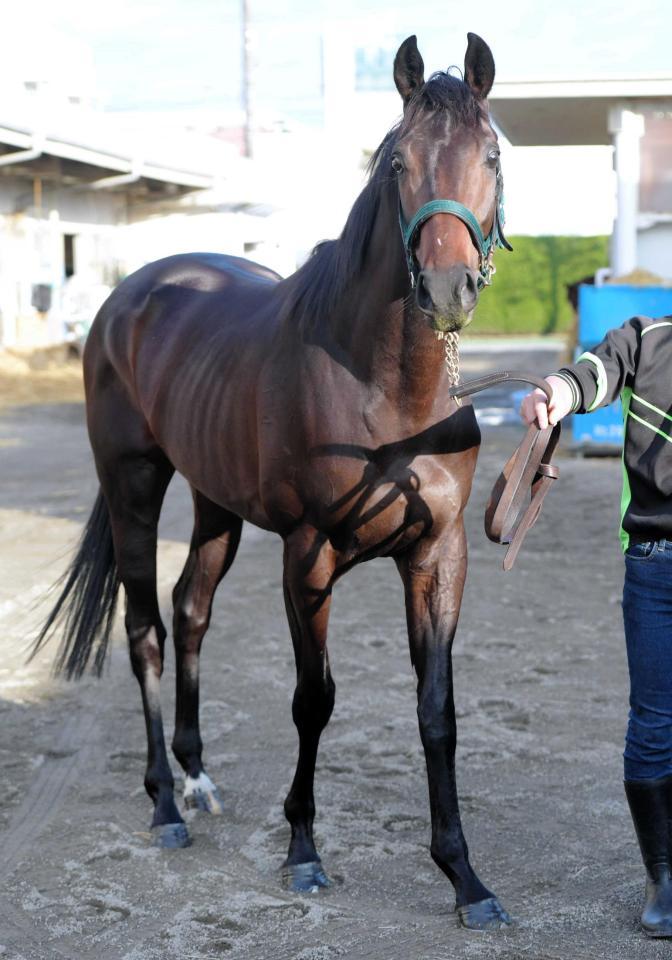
[0,343,666,960]
[0,348,83,413]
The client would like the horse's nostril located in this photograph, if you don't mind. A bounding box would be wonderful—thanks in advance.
[460,269,479,310]
[416,272,434,315]
[417,267,478,317]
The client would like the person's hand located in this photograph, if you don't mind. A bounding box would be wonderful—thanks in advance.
[519,375,574,429]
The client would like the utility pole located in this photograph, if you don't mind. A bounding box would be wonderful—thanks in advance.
[242,0,255,159]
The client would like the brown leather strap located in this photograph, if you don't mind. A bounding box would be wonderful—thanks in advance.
[449,370,553,403]
[484,421,561,569]
[452,370,561,570]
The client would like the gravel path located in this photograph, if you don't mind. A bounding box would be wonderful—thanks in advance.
[0,344,662,960]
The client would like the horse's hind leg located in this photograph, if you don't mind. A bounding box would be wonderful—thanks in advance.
[92,397,187,847]
[281,527,336,893]
[103,451,188,845]
[171,491,242,814]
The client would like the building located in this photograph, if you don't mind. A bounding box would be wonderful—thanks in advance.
[488,77,672,280]
[0,80,306,348]
[0,73,240,349]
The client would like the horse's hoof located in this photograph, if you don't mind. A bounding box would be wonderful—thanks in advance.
[282,860,331,893]
[457,896,512,930]
[151,822,192,849]
[184,772,223,815]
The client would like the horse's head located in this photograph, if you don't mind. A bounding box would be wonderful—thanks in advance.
[392,33,511,333]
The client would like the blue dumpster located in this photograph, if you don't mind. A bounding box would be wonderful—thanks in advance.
[573,284,672,452]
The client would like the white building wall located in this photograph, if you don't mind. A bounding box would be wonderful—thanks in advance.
[0,177,124,347]
[636,223,672,280]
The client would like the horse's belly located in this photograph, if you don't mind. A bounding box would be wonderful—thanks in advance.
[164,438,275,531]
[150,390,276,530]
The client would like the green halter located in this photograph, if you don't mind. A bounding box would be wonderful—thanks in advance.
[399,166,512,289]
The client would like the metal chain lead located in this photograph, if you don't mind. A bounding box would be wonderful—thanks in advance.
[436,330,461,401]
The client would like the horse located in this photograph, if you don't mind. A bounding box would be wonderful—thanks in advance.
[35,33,513,930]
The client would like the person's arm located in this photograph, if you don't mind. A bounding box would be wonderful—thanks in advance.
[520,316,645,428]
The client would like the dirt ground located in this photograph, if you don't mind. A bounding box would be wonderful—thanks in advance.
[0,348,83,413]
[0,342,665,960]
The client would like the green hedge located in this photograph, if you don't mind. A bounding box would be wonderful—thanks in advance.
[471,235,609,336]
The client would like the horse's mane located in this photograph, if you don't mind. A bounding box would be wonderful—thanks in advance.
[283,72,484,335]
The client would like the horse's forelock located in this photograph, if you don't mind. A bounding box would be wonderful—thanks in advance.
[367,73,484,184]
[403,72,483,130]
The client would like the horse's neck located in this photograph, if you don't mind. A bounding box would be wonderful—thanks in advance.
[329,196,449,418]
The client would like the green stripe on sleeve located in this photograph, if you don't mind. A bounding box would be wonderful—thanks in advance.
[641,320,672,336]
[620,387,633,552]
[577,351,608,411]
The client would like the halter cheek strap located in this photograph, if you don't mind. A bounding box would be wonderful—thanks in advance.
[398,167,512,289]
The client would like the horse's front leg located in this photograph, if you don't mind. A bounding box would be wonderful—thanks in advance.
[281,526,336,893]
[396,526,512,930]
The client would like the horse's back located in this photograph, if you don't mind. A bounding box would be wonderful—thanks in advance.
[95,252,280,322]
[111,251,282,298]
[83,253,284,525]
[86,251,281,393]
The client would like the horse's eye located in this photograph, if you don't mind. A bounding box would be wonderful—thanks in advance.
[391,155,404,175]
[487,148,500,166]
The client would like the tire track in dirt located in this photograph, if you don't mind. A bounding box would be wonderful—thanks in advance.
[0,704,102,869]
[0,688,106,960]
[0,900,77,960]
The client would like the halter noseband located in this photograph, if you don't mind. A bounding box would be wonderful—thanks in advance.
[398,165,512,289]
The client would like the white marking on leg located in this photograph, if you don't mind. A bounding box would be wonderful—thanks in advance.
[184,771,223,813]
[184,772,217,797]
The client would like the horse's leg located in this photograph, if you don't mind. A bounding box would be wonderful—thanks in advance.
[96,440,188,848]
[171,491,242,815]
[396,528,512,930]
[282,527,336,892]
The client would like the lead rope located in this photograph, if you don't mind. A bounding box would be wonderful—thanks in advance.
[436,330,462,404]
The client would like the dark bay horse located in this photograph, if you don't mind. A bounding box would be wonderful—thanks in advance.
[36,33,512,930]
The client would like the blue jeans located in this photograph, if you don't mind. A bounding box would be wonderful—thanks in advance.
[623,538,672,780]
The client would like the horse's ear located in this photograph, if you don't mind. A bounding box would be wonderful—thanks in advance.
[394,35,425,106]
[464,32,495,99]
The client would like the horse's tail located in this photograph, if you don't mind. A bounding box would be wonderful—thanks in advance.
[31,490,120,679]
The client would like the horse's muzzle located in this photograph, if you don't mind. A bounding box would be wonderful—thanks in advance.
[416,265,480,331]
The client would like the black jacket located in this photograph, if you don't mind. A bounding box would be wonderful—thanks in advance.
[558,315,672,550]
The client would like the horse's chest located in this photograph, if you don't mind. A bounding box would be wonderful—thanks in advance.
[304,438,478,560]
[260,390,480,552]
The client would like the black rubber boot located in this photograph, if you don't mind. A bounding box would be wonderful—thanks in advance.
[624,776,672,937]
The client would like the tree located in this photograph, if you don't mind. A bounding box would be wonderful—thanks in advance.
[473,236,609,336]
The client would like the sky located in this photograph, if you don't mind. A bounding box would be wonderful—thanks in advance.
[5,0,672,238]
[8,0,672,116]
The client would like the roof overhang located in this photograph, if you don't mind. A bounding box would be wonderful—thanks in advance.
[489,77,672,145]
[0,122,215,193]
